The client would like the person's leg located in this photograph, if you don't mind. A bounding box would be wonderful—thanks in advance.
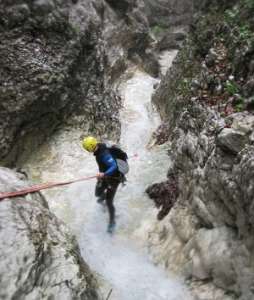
[95,179,107,203]
[105,180,120,231]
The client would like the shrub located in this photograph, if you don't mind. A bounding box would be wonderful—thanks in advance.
[225,80,239,95]
[245,0,254,10]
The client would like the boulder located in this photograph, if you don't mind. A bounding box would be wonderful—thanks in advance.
[216,128,248,154]
[0,167,100,300]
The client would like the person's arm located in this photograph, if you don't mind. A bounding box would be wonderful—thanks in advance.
[101,153,118,176]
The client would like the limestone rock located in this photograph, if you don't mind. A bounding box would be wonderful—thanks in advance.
[0,167,100,299]
[146,176,178,220]
[148,1,254,298]
[0,0,156,166]
[216,128,248,154]
[190,281,236,300]
[243,77,254,97]
[188,227,237,286]
[230,113,254,133]
[143,0,193,27]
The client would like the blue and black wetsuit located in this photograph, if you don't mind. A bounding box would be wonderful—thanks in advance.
[94,143,121,226]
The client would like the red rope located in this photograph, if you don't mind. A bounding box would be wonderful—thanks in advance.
[0,175,97,201]
[0,153,138,202]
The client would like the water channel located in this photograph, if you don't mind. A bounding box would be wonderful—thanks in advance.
[22,56,192,299]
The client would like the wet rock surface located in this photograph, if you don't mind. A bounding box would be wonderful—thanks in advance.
[0,0,117,165]
[143,0,193,27]
[0,167,100,300]
[156,32,185,51]
[0,0,196,298]
[148,122,171,146]
[0,0,157,166]
[216,128,248,154]
[146,176,178,220]
[148,1,254,299]
[0,0,199,297]
[0,1,162,298]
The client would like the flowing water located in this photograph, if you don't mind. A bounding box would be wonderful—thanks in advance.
[22,63,192,299]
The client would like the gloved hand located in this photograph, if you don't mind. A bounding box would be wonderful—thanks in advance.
[96,172,105,178]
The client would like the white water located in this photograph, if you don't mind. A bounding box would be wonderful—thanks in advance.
[22,66,192,299]
[159,50,178,76]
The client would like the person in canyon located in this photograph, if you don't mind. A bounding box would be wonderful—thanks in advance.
[82,136,123,233]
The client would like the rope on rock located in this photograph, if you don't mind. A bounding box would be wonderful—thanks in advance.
[0,153,139,201]
[106,289,113,300]
[0,175,97,201]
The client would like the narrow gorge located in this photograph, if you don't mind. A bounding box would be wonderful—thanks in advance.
[1,1,254,300]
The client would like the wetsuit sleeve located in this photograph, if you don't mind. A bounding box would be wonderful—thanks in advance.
[101,153,118,176]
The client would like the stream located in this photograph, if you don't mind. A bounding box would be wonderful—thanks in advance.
[22,57,192,299]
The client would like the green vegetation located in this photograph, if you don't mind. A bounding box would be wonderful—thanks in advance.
[151,25,165,37]
[225,80,239,95]
[233,95,245,112]
[225,0,254,21]
[177,78,191,96]
[245,0,254,9]
[239,24,252,39]
[225,81,245,112]
[69,23,81,35]
[224,0,254,34]
[235,102,244,112]
[224,7,239,23]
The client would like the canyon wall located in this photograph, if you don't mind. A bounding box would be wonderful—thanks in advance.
[148,1,254,299]
[0,167,100,299]
[0,0,157,166]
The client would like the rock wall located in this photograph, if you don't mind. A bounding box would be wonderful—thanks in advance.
[0,167,100,300]
[142,0,193,27]
[148,1,254,300]
[0,0,160,298]
[0,0,157,167]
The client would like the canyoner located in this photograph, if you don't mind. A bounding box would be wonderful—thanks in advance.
[82,136,129,234]
[0,142,130,208]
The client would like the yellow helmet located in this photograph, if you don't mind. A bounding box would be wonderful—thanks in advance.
[82,136,98,152]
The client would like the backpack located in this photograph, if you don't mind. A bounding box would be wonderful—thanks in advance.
[108,145,129,175]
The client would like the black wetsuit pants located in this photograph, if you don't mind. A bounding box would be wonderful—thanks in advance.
[95,177,121,224]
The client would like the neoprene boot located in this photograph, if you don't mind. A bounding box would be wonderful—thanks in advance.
[107,222,116,233]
